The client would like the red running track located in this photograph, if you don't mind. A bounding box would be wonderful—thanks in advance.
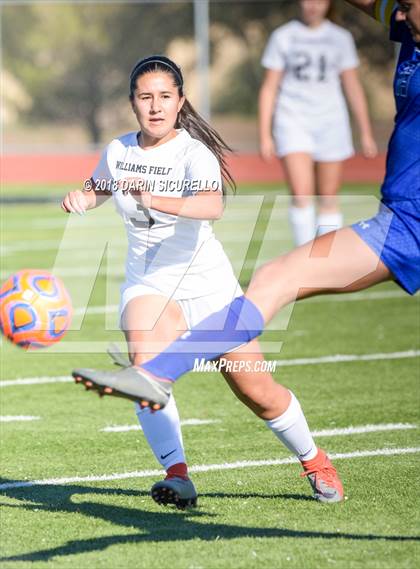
[0,153,386,185]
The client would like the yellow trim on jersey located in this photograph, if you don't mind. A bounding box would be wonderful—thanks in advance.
[374,0,397,26]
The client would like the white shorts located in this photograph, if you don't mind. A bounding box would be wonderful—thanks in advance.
[273,111,354,162]
[119,280,243,329]
[120,234,243,329]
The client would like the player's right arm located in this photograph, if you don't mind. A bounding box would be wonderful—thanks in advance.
[62,143,114,214]
[258,69,284,161]
[61,179,110,215]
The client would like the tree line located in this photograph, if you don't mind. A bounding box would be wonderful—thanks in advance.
[3,1,394,144]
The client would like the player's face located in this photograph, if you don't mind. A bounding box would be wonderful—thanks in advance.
[131,71,185,145]
[396,0,420,42]
[300,0,330,26]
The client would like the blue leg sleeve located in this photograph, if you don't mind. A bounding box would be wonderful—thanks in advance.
[142,296,264,381]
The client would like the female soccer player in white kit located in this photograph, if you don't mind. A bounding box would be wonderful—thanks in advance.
[67,56,344,508]
[259,0,378,246]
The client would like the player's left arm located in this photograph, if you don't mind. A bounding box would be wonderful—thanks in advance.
[139,189,224,220]
[341,68,378,158]
[142,144,225,220]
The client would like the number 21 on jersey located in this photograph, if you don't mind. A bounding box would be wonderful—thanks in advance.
[290,51,327,82]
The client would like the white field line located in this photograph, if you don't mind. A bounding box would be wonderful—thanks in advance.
[70,290,414,317]
[101,421,416,436]
[1,248,124,264]
[2,267,412,287]
[308,290,411,303]
[0,268,124,279]
[0,340,284,354]
[101,418,221,433]
[3,207,265,230]
[0,416,40,422]
[0,447,418,491]
[2,261,246,280]
[274,350,420,367]
[1,350,418,388]
[312,423,417,437]
[0,376,72,387]
[1,262,416,294]
[0,240,127,255]
[74,304,119,316]
[1,234,290,255]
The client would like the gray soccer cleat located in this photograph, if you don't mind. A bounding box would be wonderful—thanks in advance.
[151,477,198,510]
[72,363,172,410]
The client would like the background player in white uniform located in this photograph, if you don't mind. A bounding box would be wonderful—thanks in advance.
[259,0,378,246]
[66,55,345,507]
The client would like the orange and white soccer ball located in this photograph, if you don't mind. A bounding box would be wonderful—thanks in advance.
[0,270,73,349]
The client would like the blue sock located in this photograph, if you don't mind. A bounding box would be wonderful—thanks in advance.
[142,296,264,381]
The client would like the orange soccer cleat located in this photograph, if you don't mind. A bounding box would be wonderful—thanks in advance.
[301,448,344,503]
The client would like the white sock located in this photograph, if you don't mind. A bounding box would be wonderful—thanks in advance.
[317,211,343,236]
[135,394,186,470]
[265,391,318,461]
[288,204,316,246]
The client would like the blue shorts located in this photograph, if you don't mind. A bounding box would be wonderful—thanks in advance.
[352,199,420,295]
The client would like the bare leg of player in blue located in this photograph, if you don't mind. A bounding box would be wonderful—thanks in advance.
[74,228,392,410]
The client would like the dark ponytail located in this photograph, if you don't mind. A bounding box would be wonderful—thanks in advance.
[177,100,235,194]
[129,55,236,195]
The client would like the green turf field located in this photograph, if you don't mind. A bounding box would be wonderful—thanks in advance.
[1,183,419,568]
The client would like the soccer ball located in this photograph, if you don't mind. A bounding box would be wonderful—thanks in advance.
[0,269,73,349]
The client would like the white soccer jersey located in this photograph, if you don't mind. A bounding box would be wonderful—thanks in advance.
[262,20,359,119]
[92,129,236,299]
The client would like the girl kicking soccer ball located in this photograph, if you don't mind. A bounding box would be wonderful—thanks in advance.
[73,0,419,501]
[65,55,344,508]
